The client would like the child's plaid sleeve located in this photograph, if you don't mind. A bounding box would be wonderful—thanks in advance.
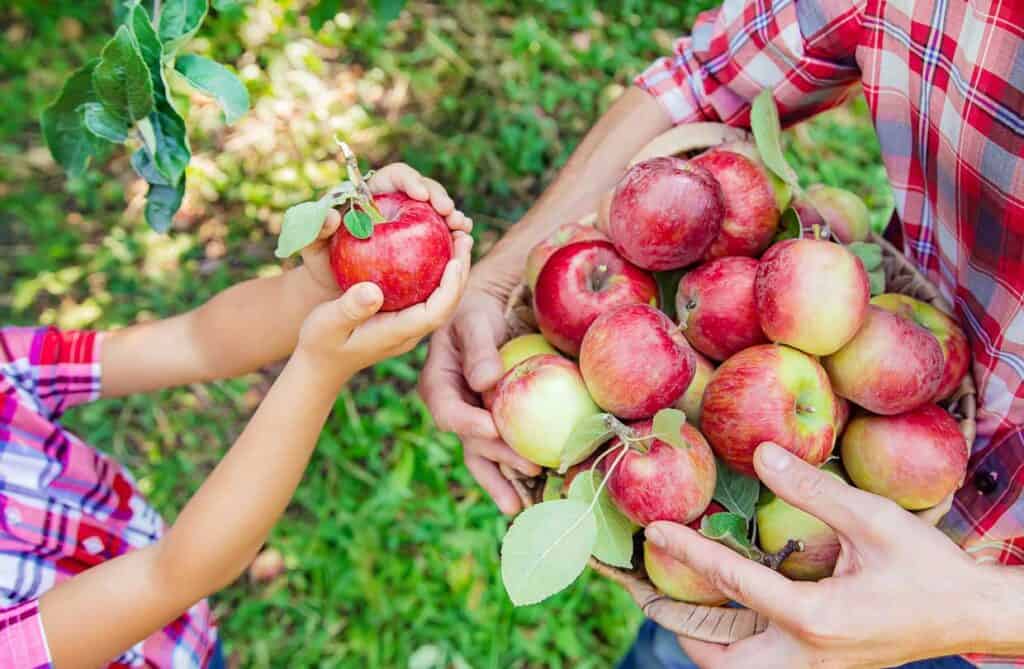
[0,326,104,420]
[0,599,53,668]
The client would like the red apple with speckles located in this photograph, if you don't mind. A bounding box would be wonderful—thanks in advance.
[870,294,970,401]
[692,148,780,259]
[644,502,728,604]
[579,304,695,419]
[533,241,658,356]
[329,192,453,312]
[841,404,967,510]
[605,418,716,526]
[608,157,724,271]
[676,256,767,361]
[755,238,870,356]
[524,222,608,290]
[823,305,944,415]
[701,344,836,477]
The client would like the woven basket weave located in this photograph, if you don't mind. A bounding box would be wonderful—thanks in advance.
[498,124,977,644]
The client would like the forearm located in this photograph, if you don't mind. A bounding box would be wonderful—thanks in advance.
[967,563,1024,656]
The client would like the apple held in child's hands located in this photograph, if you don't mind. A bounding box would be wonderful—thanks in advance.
[580,304,695,420]
[701,344,836,477]
[841,404,968,510]
[605,418,717,526]
[676,256,768,361]
[525,222,608,290]
[608,157,724,271]
[644,502,728,604]
[330,192,454,312]
[534,241,658,356]
[490,354,600,468]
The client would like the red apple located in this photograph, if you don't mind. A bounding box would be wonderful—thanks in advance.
[803,184,871,244]
[701,344,836,477]
[692,149,780,259]
[608,157,724,271]
[605,418,716,526]
[644,502,728,604]
[676,351,715,425]
[823,305,944,415]
[490,355,600,468]
[709,141,792,211]
[676,256,768,361]
[524,222,608,290]
[834,396,851,434]
[329,192,452,312]
[841,404,968,510]
[533,241,658,356]
[755,239,870,356]
[580,304,695,419]
[870,294,970,401]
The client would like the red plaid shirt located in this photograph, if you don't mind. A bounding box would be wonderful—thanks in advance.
[638,0,1023,664]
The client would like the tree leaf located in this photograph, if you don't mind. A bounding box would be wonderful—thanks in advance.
[773,207,801,243]
[174,54,249,124]
[93,25,154,122]
[500,499,596,606]
[131,147,168,185]
[212,0,243,10]
[712,458,760,520]
[867,269,886,296]
[558,413,618,474]
[542,476,564,502]
[344,208,374,239]
[81,102,130,143]
[129,5,163,81]
[370,0,406,23]
[700,512,758,559]
[144,177,186,232]
[309,0,342,30]
[41,60,106,177]
[750,89,799,188]
[847,241,883,271]
[276,199,332,258]
[652,408,687,449]
[654,269,684,321]
[159,0,208,53]
[568,470,635,568]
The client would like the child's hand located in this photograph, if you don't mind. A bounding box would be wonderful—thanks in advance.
[297,231,472,381]
[301,163,472,296]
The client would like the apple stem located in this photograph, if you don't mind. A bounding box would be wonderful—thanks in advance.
[336,136,386,224]
[760,539,803,571]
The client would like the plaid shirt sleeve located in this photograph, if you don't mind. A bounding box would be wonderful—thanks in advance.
[0,600,53,669]
[635,0,865,128]
[0,327,103,420]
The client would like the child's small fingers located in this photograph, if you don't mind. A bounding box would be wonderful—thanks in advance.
[319,208,342,239]
[393,254,467,340]
[331,282,384,330]
[423,178,455,215]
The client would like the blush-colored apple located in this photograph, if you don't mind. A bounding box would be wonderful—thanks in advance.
[803,184,871,244]
[482,334,561,409]
[676,256,767,361]
[644,502,728,604]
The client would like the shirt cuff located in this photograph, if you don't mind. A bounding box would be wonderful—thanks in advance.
[0,600,54,668]
[634,42,711,126]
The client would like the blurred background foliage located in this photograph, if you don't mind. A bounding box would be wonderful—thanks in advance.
[0,1,892,667]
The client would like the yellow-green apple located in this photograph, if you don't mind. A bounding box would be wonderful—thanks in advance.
[644,502,728,604]
[608,157,724,271]
[803,184,871,244]
[701,344,836,477]
[676,256,768,361]
[823,305,944,415]
[330,192,452,312]
[756,463,844,581]
[534,240,658,356]
[579,304,695,419]
[524,222,607,290]
[841,404,968,510]
[490,354,600,468]
[692,148,781,259]
[676,351,715,425]
[870,293,970,401]
[604,418,716,526]
[482,334,561,409]
[755,238,870,356]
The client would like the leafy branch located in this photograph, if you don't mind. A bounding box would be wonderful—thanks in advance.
[41,0,250,231]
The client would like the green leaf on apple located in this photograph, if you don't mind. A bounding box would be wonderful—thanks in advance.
[500,499,597,606]
[773,207,802,243]
[568,469,635,568]
[558,413,620,474]
[700,511,759,560]
[275,198,332,258]
[712,458,760,521]
[750,89,800,190]
[651,408,687,449]
[542,476,564,502]
[847,242,886,295]
[344,208,374,240]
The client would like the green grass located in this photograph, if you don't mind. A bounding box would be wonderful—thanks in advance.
[1,1,890,666]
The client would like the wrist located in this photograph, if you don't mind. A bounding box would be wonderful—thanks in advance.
[294,265,341,303]
[288,348,354,394]
[966,563,1024,655]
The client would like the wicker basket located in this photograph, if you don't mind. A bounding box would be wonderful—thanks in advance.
[498,125,977,644]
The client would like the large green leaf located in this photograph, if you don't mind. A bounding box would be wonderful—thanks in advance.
[500,499,596,606]
[275,199,332,258]
[712,458,760,521]
[81,102,130,143]
[652,408,686,449]
[750,89,799,189]
[41,61,106,177]
[174,54,249,124]
[144,177,186,232]
[93,25,154,122]
[558,413,620,474]
[159,0,208,53]
[568,470,635,568]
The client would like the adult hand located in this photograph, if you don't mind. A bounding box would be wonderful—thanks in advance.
[646,442,1001,669]
[420,257,542,515]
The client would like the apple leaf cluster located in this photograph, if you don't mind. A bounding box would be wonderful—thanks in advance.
[41,0,250,232]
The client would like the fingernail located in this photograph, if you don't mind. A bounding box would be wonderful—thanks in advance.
[757,442,792,472]
[646,525,667,548]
